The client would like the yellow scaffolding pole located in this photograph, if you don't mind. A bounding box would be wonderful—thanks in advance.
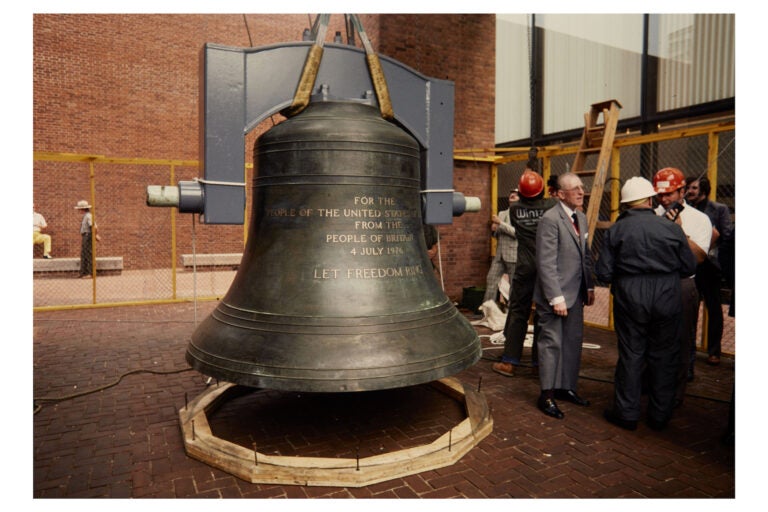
[88,159,97,303]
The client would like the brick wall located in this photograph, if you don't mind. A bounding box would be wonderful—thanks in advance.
[378,15,495,299]
[33,14,495,301]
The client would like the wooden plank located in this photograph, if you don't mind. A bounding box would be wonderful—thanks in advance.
[179,378,493,487]
[584,101,621,242]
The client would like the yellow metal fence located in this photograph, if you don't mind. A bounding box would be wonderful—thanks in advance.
[32,152,247,310]
[33,122,736,357]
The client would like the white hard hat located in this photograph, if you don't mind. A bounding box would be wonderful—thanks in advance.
[620,177,657,204]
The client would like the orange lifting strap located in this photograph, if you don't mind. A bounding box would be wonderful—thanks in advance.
[283,14,394,120]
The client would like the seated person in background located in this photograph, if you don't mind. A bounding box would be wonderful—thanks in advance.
[33,205,53,259]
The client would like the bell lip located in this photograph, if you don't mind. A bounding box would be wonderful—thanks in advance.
[185,302,482,393]
[185,343,481,393]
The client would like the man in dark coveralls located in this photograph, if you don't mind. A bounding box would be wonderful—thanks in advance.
[492,170,557,377]
[596,177,697,431]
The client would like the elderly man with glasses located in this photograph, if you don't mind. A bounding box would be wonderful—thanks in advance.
[531,172,595,419]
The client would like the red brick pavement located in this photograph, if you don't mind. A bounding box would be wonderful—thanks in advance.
[32,301,737,500]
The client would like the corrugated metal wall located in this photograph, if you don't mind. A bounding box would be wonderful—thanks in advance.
[656,14,735,111]
[539,14,643,135]
[495,13,735,145]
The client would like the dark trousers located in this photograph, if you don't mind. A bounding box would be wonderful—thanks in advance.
[695,259,723,357]
[677,277,699,402]
[611,275,681,422]
[501,266,537,365]
[80,232,93,276]
[719,237,735,317]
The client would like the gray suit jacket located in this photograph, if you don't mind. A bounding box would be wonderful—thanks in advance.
[533,203,594,309]
[493,209,518,263]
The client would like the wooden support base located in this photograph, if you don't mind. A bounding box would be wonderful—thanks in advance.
[179,377,493,487]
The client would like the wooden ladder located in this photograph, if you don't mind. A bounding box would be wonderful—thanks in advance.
[571,99,622,242]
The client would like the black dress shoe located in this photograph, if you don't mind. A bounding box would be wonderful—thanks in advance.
[603,409,637,431]
[555,389,590,407]
[646,416,669,431]
[537,396,564,419]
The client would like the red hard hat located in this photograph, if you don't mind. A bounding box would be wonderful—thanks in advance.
[518,170,544,198]
[653,167,685,194]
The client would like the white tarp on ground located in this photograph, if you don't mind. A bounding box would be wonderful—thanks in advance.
[472,294,534,348]
[471,300,508,332]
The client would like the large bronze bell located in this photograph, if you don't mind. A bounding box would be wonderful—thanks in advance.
[186,100,481,392]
